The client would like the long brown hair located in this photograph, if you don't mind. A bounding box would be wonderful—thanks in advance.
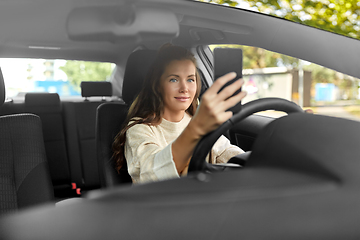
[112,43,201,172]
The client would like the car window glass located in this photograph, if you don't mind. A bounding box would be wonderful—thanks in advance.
[0,58,115,98]
[197,0,360,40]
[210,44,360,121]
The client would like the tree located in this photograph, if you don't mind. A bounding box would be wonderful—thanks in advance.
[60,61,113,92]
[206,0,360,95]
[201,0,238,7]
[203,0,360,40]
[210,44,298,69]
[249,0,360,40]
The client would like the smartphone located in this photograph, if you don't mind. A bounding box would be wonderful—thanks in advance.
[213,47,243,114]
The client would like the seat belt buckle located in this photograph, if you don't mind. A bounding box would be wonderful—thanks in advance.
[71,183,81,196]
[76,188,81,196]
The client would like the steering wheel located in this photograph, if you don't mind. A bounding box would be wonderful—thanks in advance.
[188,97,304,173]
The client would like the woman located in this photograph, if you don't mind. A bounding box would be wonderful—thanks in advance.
[113,44,247,184]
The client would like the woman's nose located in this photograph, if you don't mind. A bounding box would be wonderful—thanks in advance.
[179,80,188,92]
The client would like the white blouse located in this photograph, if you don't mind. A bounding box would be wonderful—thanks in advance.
[124,113,244,184]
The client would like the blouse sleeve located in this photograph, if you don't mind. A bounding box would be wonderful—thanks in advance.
[125,123,179,183]
[210,135,245,164]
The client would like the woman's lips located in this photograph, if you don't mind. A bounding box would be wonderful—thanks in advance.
[175,97,190,102]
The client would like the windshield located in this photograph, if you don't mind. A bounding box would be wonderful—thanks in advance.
[197,0,360,40]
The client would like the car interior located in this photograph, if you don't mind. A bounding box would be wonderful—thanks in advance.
[1,0,360,239]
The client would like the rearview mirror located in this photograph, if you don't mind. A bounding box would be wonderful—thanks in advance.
[67,3,179,43]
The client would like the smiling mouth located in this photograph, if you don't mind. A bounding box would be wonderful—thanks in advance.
[175,97,190,102]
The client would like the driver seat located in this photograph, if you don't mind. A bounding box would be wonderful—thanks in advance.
[96,50,157,188]
[96,48,209,188]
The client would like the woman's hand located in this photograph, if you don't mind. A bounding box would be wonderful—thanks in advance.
[172,72,246,174]
[189,72,247,137]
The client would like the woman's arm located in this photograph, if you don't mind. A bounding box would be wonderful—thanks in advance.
[171,72,246,173]
[125,124,179,183]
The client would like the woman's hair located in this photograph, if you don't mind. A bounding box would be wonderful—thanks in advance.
[112,43,201,172]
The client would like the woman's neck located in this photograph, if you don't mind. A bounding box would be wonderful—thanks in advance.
[162,110,185,122]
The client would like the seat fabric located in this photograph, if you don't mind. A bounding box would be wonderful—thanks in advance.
[0,68,53,215]
[25,93,72,198]
[96,103,132,187]
[81,81,112,98]
[63,81,116,191]
[96,50,157,187]
[122,50,157,105]
[0,114,54,214]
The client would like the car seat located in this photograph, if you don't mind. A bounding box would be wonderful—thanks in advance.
[96,50,157,188]
[63,81,114,192]
[0,68,54,215]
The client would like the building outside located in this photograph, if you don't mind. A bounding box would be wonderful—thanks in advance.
[242,67,312,107]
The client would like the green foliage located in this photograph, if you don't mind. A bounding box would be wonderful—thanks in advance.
[248,0,360,39]
[303,64,337,83]
[304,63,356,93]
[60,61,113,92]
[210,44,298,69]
[241,45,299,69]
[206,0,360,98]
[200,0,238,7]
[204,0,360,40]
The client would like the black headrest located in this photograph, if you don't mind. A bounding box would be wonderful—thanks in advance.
[0,68,5,107]
[81,81,112,98]
[25,93,61,112]
[122,50,157,105]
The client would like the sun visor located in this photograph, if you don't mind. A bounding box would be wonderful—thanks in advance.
[66,4,179,43]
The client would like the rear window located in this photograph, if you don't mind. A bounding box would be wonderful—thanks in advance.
[0,58,115,98]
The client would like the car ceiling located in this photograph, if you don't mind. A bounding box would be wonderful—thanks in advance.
[0,0,359,79]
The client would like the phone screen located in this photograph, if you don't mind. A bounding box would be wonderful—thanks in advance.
[213,47,243,113]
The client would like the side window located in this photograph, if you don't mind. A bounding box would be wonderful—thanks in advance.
[0,58,115,98]
[209,44,360,121]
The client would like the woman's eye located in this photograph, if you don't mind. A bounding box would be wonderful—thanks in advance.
[170,78,177,82]
[188,79,195,82]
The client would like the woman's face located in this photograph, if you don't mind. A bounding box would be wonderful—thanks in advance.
[160,59,197,121]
